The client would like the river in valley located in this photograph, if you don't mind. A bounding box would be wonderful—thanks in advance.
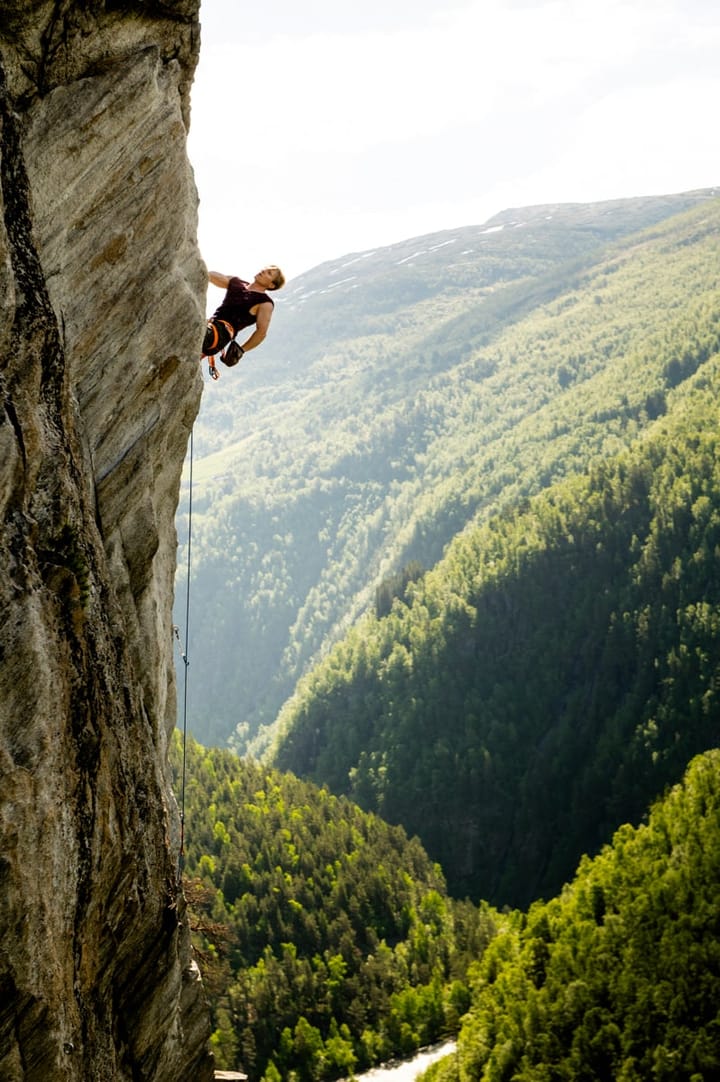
[347,1040,456,1082]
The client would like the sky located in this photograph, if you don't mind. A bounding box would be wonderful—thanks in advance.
[187,0,719,285]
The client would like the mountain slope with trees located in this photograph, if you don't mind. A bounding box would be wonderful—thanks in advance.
[272,361,720,907]
[176,190,719,751]
[423,749,720,1082]
[172,735,498,1081]
[172,746,720,1082]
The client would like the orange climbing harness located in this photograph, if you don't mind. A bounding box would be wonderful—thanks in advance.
[201,318,235,381]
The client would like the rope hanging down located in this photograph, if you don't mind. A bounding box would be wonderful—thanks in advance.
[175,426,194,875]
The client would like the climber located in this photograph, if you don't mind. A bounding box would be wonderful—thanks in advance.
[202,266,285,378]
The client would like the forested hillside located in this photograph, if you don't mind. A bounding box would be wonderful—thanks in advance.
[172,744,720,1081]
[171,736,497,1081]
[423,750,720,1082]
[174,189,720,1080]
[176,190,718,751]
[272,363,720,907]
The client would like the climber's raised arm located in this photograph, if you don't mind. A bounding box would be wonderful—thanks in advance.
[208,270,231,289]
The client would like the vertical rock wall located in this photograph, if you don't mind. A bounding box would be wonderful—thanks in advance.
[0,2,212,1079]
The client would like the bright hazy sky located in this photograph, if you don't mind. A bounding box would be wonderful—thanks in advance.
[187,0,718,284]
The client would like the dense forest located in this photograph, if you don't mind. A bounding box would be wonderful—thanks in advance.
[172,744,720,1081]
[173,192,720,1077]
[171,736,498,1080]
[176,191,719,752]
[272,363,720,907]
[423,750,720,1082]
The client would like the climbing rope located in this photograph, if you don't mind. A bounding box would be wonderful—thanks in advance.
[175,426,194,876]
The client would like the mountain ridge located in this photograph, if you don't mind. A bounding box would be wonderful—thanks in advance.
[282,188,718,312]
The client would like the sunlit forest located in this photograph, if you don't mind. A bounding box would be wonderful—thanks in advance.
[172,736,497,1080]
[423,751,720,1082]
[173,745,720,1081]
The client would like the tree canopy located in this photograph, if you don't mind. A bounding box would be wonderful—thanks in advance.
[171,735,498,1080]
[272,363,720,907]
[423,749,720,1082]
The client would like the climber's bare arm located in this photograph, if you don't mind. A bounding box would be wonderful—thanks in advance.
[240,303,273,353]
[208,271,231,289]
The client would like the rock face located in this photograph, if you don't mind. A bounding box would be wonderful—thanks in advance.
[0,3,212,1079]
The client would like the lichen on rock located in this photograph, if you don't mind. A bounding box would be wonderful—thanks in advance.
[0,2,212,1078]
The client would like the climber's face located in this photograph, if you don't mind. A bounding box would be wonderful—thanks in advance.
[255,266,285,290]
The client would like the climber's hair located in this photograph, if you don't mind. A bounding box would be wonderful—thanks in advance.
[267,265,286,290]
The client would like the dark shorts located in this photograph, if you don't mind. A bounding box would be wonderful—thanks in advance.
[202,319,233,356]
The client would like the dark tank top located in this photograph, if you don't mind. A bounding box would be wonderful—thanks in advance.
[213,277,274,334]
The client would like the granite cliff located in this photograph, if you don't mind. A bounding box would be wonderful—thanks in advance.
[1,2,212,1078]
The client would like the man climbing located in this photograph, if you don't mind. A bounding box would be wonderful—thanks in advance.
[202,265,286,378]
